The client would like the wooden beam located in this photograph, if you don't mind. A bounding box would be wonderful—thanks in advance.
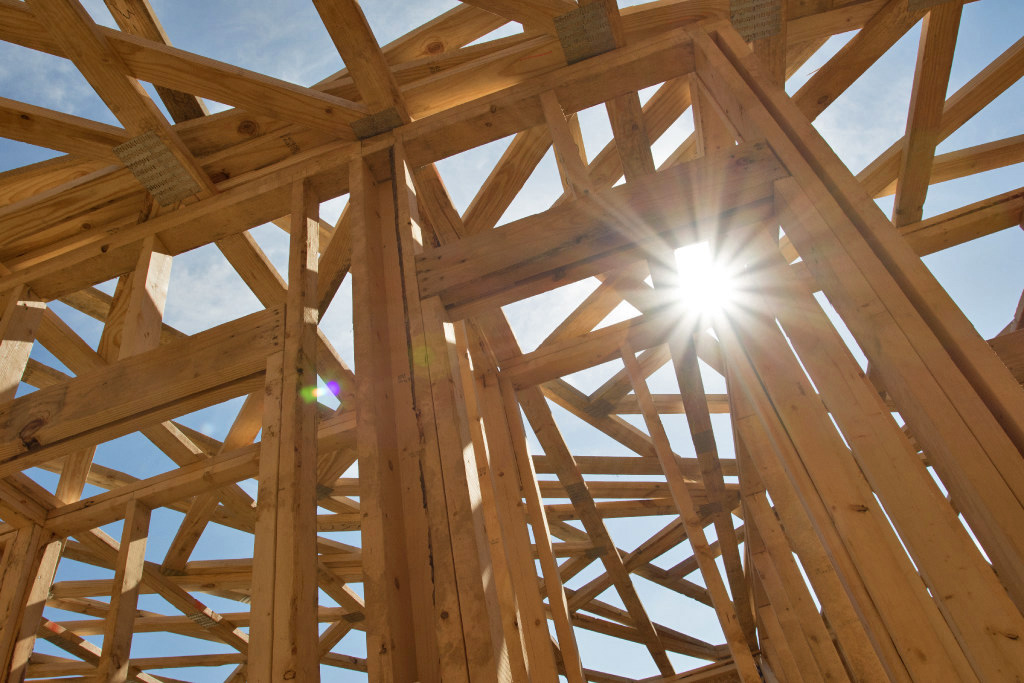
[0,525,49,675]
[33,305,261,531]
[0,286,46,402]
[879,134,1024,198]
[33,618,161,683]
[0,307,280,477]
[475,368,581,682]
[727,348,911,681]
[697,23,1024,613]
[858,33,1024,197]
[416,142,784,318]
[81,527,251,656]
[101,0,209,122]
[792,0,926,121]
[662,332,754,645]
[522,391,677,675]
[462,124,552,234]
[744,229,1024,678]
[718,307,981,680]
[621,344,759,680]
[500,308,683,389]
[0,27,700,303]
[374,3,507,65]
[312,0,409,120]
[45,444,261,537]
[0,96,128,160]
[352,146,508,681]
[0,0,368,138]
[542,378,661,458]
[892,2,963,225]
[159,392,262,573]
[457,0,576,34]
[541,90,593,199]
[24,0,213,198]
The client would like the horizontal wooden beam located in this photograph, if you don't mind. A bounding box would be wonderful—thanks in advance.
[613,393,731,414]
[401,24,697,166]
[532,455,738,477]
[417,142,785,318]
[500,308,689,389]
[857,33,1024,197]
[49,551,364,597]
[0,307,281,477]
[46,447,256,536]
[43,410,353,537]
[55,607,353,637]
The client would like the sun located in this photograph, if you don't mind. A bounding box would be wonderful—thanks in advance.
[673,241,738,318]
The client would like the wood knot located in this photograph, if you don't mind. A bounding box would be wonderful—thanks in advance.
[236,120,260,137]
[20,417,46,450]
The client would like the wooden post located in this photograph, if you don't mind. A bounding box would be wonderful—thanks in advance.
[96,500,151,683]
[353,144,506,682]
[0,524,48,676]
[0,285,45,403]
[249,178,320,682]
[0,285,48,678]
[474,367,565,682]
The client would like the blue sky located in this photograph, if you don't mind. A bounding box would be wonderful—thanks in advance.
[1,0,1022,680]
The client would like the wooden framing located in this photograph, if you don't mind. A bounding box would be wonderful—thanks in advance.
[0,0,1021,681]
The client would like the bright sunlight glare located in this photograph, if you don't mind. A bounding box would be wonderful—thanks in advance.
[674,241,737,316]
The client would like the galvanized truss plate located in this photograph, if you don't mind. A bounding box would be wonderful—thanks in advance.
[351,107,404,139]
[113,130,201,206]
[555,4,617,65]
[730,0,782,43]
[186,611,218,629]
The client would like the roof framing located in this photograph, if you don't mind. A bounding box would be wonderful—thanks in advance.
[0,0,1022,681]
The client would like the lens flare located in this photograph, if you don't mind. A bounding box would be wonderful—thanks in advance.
[300,381,342,404]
